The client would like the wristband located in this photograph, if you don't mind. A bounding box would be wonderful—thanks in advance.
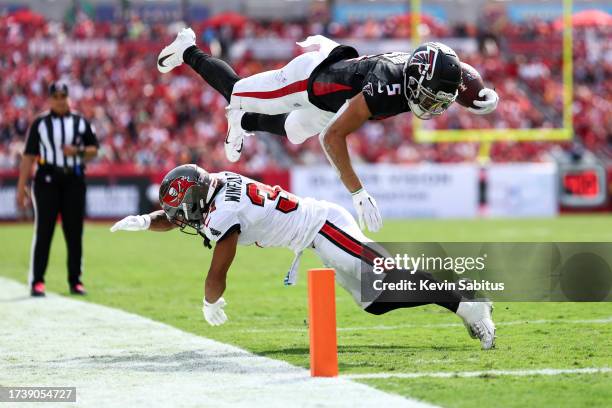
[142,214,151,230]
[351,188,364,195]
[204,297,223,306]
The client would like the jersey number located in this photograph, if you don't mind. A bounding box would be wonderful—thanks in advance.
[246,182,299,213]
[387,83,401,95]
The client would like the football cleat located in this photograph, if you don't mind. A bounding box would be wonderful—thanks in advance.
[224,107,253,163]
[157,27,196,74]
[31,282,45,297]
[70,283,87,296]
[457,301,496,350]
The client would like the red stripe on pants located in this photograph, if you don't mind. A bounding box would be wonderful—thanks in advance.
[319,222,379,265]
[233,79,309,99]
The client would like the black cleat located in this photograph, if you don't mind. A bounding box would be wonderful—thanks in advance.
[70,283,87,296]
[31,282,46,297]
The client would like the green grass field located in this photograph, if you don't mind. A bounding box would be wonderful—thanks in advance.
[1,216,611,407]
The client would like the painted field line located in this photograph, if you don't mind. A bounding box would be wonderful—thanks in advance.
[241,317,612,334]
[0,277,433,408]
[344,367,612,380]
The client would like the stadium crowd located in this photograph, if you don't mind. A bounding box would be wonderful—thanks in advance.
[0,9,610,172]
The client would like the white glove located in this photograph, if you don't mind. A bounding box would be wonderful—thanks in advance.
[110,214,151,232]
[468,88,499,115]
[203,297,228,326]
[352,188,383,233]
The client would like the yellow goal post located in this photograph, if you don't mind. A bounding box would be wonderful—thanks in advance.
[410,0,574,145]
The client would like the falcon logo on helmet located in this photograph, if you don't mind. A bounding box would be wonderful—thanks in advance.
[409,46,439,81]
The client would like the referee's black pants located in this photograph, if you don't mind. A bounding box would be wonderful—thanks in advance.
[30,167,86,287]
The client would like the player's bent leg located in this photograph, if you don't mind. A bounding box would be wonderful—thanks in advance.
[285,107,335,145]
[363,267,496,349]
[229,51,327,114]
[311,203,496,349]
[223,50,326,161]
[225,51,330,160]
[241,113,289,136]
[183,46,241,102]
[311,203,372,307]
[158,28,241,102]
[239,105,335,143]
[226,96,333,160]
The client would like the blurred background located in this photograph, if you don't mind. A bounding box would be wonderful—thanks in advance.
[0,0,611,220]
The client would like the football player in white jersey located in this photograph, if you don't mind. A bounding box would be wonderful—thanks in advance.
[111,164,495,349]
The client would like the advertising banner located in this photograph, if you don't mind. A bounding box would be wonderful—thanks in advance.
[486,163,558,217]
[290,164,479,219]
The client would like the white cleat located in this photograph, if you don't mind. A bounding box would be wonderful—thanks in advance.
[457,301,496,350]
[157,28,196,73]
[224,108,253,163]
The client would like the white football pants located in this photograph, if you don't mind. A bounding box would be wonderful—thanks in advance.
[310,203,385,309]
[229,36,338,145]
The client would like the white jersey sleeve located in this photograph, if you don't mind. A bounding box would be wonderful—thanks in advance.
[202,172,329,252]
[202,205,241,243]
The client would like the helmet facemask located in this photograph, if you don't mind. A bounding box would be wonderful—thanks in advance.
[166,199,206,236]
[405,73,457,120]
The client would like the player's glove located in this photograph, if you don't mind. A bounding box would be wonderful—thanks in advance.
[109,215,151,232]
[202,297,228,326]
[352,188,383,233]
[467,88,499,115]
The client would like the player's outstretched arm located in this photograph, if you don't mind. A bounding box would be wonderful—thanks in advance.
[319,94,369,192]
[202,230,239,326]
[319,93,383,232]
[110,210,176,232]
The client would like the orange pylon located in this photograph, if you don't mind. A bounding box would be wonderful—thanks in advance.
[308,268,338,377]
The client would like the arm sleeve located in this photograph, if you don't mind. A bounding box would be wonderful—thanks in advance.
[82,118,99,147]
[204,208,241,243]
[23,118,41,155]
[218,223,241,242]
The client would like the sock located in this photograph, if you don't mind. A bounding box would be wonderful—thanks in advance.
[364,269,462,315]
[241,113,288,136]
[183,46,240,102]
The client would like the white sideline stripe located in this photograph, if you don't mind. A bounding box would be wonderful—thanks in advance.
[241,317,612,333]
[343,367,612,380]
[0,278,433,408]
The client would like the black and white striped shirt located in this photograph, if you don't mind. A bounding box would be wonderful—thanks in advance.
[24,111,99,173]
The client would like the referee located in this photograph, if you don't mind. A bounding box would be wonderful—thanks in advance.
[16,82,99,297]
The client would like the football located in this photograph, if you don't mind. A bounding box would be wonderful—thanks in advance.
[456,62,485,108]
